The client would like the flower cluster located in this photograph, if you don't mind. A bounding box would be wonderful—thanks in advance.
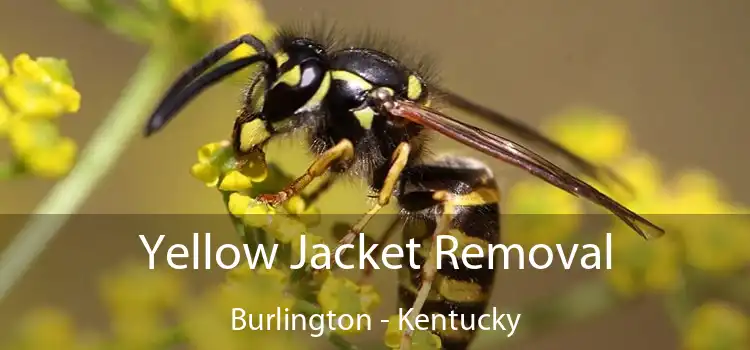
[189,140,383,345]
[536,107,750,349]
[0,53,80,179]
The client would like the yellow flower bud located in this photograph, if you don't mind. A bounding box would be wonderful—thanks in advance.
[241,202,275,227]
[218,169,253,191]
[8,118,58,154]
[196,141,225,163]
[227,192,252,217]
[291,232,325,265]
[190,162,220,186]
[283,195,306,215]
[4,54,80,118]
[3,75,79,118]
[318,276,381,335]
[267,215,306,243]
[0,54,8,85]
[12,54,51,82]
[0,99,11,135]
[23,137,77,178]
[169,0,228,22]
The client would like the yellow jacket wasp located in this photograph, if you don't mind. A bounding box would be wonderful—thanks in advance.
[144,24,665,350]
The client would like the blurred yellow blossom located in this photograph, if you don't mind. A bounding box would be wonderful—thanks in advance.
[100,264,184,348]
[679,213,750,273]
[317,275,380,334]
[5,54,80,117]
[544,107,630,164]
[504,179,583,247]
[216,0,277,59]
[6,307,104,350]
[0,54,8,84]
[0,52,80,179]
[384,315,442,350]
[7,113,78,178]
[167,0,276,60]
[684,301,749,350]
[291,231,327,264]
[604,222,682,297]
[169,0,228,22]
[182,267,300,350]
[0,99,11,135]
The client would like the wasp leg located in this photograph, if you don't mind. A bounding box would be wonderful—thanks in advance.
[301,173,340,207]
[357,217,402,284]
[400,191,455,350]
[337,142,411,246]
[257,139,354,206]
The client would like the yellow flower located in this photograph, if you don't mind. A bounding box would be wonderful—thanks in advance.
[0,98,11,135]
[169,0,228,22]
[544,107,630,164]
[284,195,322,227]
[604,227,682,297]
[317,275,381,335]
[100,263,184,348]
[4,54,80,118]
[504,179,583,247]
[22,136,77,178]
[267,214,308,243]
[0,54,8,84]
[291,232,327,265]
[384,315,442,350]
[650,170,750,272]
[679,213,750,273]
[190,141,267,190]
[668,170,731,214]
[215,0,277,60]
[14,308,77,349]
[7,118,78,177]
[684,301,749,350]
[182,268,299,350]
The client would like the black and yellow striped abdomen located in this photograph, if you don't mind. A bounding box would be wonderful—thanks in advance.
[397,157,501,350]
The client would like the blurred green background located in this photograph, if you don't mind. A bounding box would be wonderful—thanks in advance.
[0,0,749,349]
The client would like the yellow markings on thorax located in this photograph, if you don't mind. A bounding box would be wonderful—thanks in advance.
[238,119,271,152]
[274,52,290,67]
[306,72,331,108]
[331,70,373,90]
[407,75,423,100]
[353,108,375,129]
[331,70,379,129]
[274,65,301,88]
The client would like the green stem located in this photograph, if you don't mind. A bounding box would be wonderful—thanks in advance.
[0,49,174,303]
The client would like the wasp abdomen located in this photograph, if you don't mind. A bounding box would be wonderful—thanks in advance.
[397,156,500,350]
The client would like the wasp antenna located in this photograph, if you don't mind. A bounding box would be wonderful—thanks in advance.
[145,56,273,136]
[144,35,275,136]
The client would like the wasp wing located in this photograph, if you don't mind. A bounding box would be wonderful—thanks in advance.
[385,99,665,239]
[433,87,633,195]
